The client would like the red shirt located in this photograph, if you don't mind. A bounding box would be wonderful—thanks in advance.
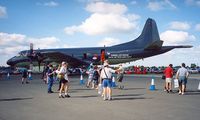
[164,67,173,78]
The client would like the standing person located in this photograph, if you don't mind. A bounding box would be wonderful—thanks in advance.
[86,65,94,88]
[100,62,117,101]
[56,64,62,91]
[117,64,124,89]
[47,64,54,93]
[164,64,174,93]
[176,63,189,95]
[21,68,29,84]
[58,62,70,98]
[92,65,99,89]
[43,64,49,84]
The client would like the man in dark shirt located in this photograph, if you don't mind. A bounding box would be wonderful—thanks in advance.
[22,68,29,84]
[47,64,54,93]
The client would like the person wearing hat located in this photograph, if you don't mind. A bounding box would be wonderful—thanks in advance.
[100,61,117,100]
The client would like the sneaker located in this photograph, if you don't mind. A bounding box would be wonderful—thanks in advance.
[48,91,54,93]
[108,97,112,101]
[26,81,29,84]
[178,91,182,95]
[181,92,184,95]
[22,82,24,84]
[65,94,70,98]
[59,95,64,98]
[103,97,107,101]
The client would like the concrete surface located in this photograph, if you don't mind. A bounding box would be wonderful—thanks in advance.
[0,74,200,120]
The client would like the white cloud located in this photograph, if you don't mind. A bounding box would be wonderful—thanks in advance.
[160,30,196,45]
[147,1,162,11]
[0,33,28,57]
[0,6,7,18]
[44,1,59,7]
[98,37,120,46]
[0,32,67,56]
[147,0,177,11]
[86,2,127,14]
[0,32,26,46]
[0,32,76,65]
[130,1,137,5]
[78,0,107,3]
[195,24,200,31]
[169,21,191,30]
[37,1,59,7]
[185,0,200,7]
[28,37,60,49]
[64,2,140,35]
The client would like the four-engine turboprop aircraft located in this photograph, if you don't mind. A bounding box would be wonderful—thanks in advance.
[7,18,192,68]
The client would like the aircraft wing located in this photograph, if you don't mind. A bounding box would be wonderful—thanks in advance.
[41,51,89,67]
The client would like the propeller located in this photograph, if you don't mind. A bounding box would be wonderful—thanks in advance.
[28,43,45,71]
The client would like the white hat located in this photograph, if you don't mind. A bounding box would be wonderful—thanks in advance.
[103,62,109,67]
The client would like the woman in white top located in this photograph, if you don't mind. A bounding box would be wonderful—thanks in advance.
[57,62,70,98]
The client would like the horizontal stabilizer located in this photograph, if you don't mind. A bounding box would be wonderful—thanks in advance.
[144,40,163,50]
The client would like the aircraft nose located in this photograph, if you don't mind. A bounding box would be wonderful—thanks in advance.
[7,58,14,66]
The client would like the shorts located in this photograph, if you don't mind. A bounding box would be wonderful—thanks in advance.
[103,79,112,88]
[61,78,69,84]
[165,78,172,83]
[93,79,98,85]
[22,75,27,78]
[179,76,187,85]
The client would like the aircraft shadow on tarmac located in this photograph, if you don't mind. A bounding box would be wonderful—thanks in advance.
[72,95,98,98]
[184,90,200,95]
[0,97,33,102]
[111,94,149,101]
[112,97,147,101]
[121,87,145,90]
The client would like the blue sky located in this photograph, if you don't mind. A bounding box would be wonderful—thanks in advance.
[0,0,200,67]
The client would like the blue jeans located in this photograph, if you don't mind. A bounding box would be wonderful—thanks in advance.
[48,77,54,92]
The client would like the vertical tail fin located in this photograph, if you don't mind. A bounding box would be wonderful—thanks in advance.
[112,18,163,50]
[139,18,163,50]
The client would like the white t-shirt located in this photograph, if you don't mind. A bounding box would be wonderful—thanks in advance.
[58,66,68,80]
[177,67,189,77]
[100,67,115,79]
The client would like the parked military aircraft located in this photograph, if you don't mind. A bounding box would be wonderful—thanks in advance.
[7,18,192,69]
